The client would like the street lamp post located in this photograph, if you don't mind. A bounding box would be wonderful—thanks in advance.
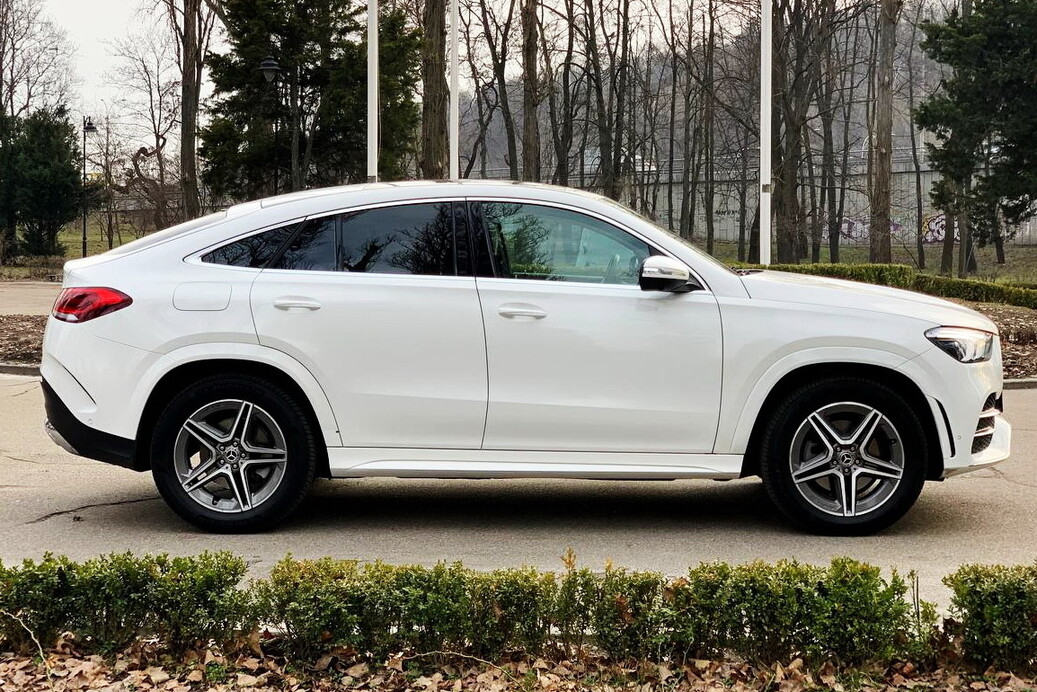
[368,0,379,182]
[259,56,282,193]
[81,116,96,258]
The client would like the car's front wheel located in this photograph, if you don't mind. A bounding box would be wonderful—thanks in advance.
[150,374,318,533]
[759,377,928,535]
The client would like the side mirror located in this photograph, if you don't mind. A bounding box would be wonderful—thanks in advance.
[639,255,701,293]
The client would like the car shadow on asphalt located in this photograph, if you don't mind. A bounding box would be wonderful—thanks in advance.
[281,477,964,538]
[28,476,966,539]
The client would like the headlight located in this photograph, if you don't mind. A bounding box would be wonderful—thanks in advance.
[924,326,995,363]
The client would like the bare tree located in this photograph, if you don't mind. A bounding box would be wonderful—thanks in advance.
[479,0,519,178]
[88,107,131,250]
[0,0,74,119]
[108,27,183,230]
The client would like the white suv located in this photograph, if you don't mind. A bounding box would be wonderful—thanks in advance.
[41,181,1010,534]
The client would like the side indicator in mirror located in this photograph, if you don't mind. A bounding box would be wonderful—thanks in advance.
[639,256,702,293]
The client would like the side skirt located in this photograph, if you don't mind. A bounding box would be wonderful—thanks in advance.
[327,447,743,480]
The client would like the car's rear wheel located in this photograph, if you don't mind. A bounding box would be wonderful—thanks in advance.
[759,377,928,535]
[151,374,317,533]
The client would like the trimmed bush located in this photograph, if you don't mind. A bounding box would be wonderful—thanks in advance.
[0,552,247,655]
[659,559,909,665]
[9,551,1037,672]
[469,567,557,657]
[759,263,917,289]
[149,552,251,654]
[257,556,913,665]
[0,554,78,652]
[591,567,665,660]
[944,563,1037,669]
[912,274,1037,309]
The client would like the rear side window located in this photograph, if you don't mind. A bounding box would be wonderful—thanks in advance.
[202,222,301,268]
[339,203,455,275]
[273,217,337,271]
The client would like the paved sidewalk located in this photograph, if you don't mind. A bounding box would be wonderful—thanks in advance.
[0,281,60,315]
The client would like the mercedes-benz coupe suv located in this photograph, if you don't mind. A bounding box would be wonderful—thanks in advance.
[41,181,1010,534]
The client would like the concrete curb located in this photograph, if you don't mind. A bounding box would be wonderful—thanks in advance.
[0,363,39,376]
[3,361,1037,389]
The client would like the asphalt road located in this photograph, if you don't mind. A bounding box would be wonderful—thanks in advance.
[1,372,1034,605]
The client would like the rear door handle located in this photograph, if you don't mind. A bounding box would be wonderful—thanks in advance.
[498,303,547,319]
[273,297,322,311]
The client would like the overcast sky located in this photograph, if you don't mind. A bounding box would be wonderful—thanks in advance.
[44,0,152,113]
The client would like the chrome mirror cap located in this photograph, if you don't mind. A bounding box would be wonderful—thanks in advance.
[639,255,700,292]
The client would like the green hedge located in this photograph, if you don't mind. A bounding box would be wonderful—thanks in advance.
[3,552,1037,671]
[741,262,1037,309]
[945,563,1037,669]
[758,263,917,289]
[0,552,248,655]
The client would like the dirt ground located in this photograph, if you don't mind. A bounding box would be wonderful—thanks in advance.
[0,314,46,364]
[2,303,1035,377]
[959,301,1037,379]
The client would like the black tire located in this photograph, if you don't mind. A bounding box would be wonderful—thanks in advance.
[759,377,928,536]
[151,373,318,533]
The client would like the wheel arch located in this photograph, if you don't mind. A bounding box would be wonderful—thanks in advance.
[738,362,944,481]
[133,358,333,478]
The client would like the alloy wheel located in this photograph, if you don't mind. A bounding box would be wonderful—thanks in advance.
[172,399,288,513]
[788,401,905,518]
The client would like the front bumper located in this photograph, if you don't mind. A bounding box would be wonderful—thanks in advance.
[41,378,141,470]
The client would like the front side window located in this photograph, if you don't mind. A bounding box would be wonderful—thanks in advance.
[202,221,301,268]
[339,202,455,275]
[481,203,650,285]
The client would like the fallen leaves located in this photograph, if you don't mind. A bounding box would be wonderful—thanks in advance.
[0,314,46,365]
[4,649,1031,692]
[957,301,1037,378]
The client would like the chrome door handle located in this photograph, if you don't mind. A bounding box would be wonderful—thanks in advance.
[498,304,547,319]
[273,297,322,311]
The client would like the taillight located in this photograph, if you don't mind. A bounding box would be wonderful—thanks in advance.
[52,287,133,323]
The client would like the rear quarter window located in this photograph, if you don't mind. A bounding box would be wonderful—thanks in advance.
[202,222,302,268]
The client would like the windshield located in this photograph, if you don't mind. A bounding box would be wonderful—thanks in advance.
[103,211,228,257]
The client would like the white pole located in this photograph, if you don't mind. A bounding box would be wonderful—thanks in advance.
[448,0,460,179]
[367,0,379,182]
[759,0,772,265]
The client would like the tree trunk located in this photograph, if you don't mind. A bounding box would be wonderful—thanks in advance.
[180,0,202,218]
[420,0,448,179]
[520,0,539,181]
[906,3,925,269]
[869,0,900,263]
[702,0,716,255]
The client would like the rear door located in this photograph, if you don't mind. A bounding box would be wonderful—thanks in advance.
[250,200,488,449]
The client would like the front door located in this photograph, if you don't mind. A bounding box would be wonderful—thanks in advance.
[473,201,723,454]
[251,200,488,449]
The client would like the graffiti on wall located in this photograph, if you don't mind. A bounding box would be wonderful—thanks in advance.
[821,215,953,244]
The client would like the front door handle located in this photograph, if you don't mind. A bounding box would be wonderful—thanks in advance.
[498,303,547,320]
[273,297,322,311]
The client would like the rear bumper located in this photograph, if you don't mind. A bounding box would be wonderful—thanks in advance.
[41,378,141,471]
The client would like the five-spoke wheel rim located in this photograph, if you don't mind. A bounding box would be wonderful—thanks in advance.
[173,399,288,514]
[789,402,904,518]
